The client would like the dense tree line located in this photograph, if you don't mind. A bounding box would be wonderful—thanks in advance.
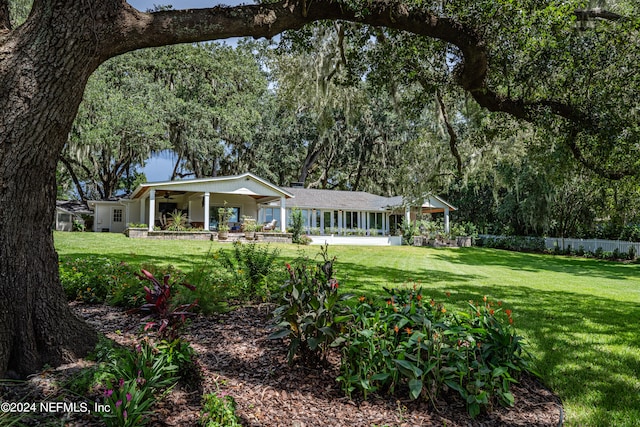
[62,14,640,238]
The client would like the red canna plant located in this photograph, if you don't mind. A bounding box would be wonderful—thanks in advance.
[129,269,198,340]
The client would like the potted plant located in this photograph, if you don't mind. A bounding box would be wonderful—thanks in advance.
[217,204,234,240]
[242,216,257,240]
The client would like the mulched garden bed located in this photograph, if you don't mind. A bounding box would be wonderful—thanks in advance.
[1,304,564,426]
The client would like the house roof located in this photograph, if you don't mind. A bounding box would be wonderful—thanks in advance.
[56,200,93,215]
[282,187,396,211]
[281,188,455,212]
[129,173,294,201]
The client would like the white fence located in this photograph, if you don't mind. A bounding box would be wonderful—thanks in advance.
[309,235,403,246]
[544,237,640,254]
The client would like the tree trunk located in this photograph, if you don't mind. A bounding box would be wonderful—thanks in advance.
[0,2,108,377]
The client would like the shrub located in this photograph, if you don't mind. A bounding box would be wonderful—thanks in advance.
[99,340,181,427]
[290,207,304,244]
[337,287,532,418]
[70,338,182,427]
[479,236,545,253]
[129,269,198,340]
[401,222,419,245]
[215,241,282,300]
[269,245,352,367]
[182,266,240,314]
[200,393,242,427]
[155,338,202,391]
[59,257,141,304]
[166,210,188,231]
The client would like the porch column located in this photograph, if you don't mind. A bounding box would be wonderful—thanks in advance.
[140,197,146,224]
[280,197,286,232]
[444,207,450,234]
[148,189,155,231]
[405,206,411,224]
[204,192,210,231]
[337,211,343,233]
[320,211,325,235]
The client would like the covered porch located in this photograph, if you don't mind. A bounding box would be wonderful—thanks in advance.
[128,173,293,232]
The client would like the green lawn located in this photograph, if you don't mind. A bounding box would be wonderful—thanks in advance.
[55,232,640,427]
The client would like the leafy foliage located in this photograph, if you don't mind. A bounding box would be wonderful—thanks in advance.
[59,257,143,305]
[289,207,305,244]
[337,287,532,418]
[69,337,181,427]
[215,241,282,300]
[199,393,242,427]
[270,246,352,366]
[129,269,198,340]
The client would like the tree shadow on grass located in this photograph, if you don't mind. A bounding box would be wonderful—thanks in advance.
[450,283,640,426]
[332,260,484,296]
[58,252,212,273]
[430,247,639,281]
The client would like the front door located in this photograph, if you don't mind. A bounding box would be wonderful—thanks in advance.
[111,207,125,233]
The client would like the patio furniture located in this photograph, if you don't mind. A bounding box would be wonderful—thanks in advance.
[263,219,277,231]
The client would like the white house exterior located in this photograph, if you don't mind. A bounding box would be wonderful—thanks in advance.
[265,186,456,236]
[88,173,293,233]
[88,173,455,235]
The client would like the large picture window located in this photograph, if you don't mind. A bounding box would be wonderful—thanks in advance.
[263,207,275,223]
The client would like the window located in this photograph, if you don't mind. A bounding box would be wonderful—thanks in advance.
[389,214,403,234]
[369,212,383,229]
[263,208,275,222]
[323,211,332,229]
[345,211,358,229]
[112,209,123,223]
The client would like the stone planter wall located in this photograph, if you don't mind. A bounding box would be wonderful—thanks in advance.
[146,231,215,240]
[124,228,148,238]
[255,232,293,244]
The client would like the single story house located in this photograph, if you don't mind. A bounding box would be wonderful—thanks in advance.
[88,173,455,235]
[267,186,455,235]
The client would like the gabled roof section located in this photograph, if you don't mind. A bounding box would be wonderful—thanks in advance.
[421,195,457,211]
[130,173,294,200]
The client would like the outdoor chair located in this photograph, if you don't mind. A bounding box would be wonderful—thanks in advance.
[263,219,277,231]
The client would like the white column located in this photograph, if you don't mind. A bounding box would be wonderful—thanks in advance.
[140,197,146,224]
[405,206,411,224]
[280,197,286,232]
[337,211,343,233]
[444,207,450,234]
[203,192,210,230]
[148,190,155,231]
